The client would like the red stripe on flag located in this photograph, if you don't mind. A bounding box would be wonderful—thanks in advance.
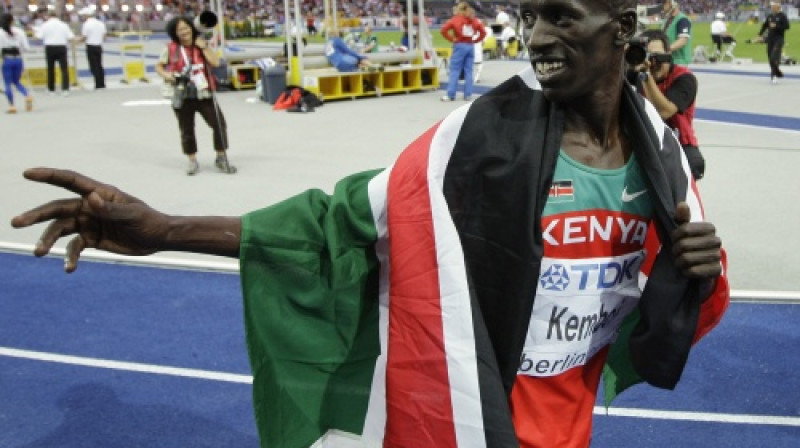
[385,123,458,448]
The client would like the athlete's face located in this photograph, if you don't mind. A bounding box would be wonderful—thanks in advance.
[520,0,633,103]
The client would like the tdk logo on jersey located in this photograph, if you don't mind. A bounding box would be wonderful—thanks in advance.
[540,264,570,291]
[539,252,644,292]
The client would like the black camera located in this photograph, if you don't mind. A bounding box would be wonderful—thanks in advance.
[648,52,672,65]
[625,36,649,66]
[625,35,672,67]
[171,68,191,109]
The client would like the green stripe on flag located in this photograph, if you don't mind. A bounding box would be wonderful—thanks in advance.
[603,310,644,406]
[240,170,384,448]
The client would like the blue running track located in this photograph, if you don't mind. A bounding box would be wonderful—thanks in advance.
[1,251,798,447]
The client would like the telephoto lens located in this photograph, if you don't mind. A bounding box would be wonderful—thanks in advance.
[624,36,650,66]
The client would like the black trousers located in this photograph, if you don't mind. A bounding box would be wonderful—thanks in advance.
[766,37,784,78]
[173,98,228,155]
[44,45,69,92]
[86,45,105,88]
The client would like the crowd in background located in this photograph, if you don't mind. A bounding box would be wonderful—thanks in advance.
[3,0,799,36]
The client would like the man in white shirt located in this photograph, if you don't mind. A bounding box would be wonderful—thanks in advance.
[710,11,735,61]
[498,21,517,58]
[35,10,75,95]
[495,6,510,27]
[79,8,107,89]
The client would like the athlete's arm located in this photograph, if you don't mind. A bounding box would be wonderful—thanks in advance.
[11,168,241,272]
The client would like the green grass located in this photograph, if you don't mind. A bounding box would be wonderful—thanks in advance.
[234,21,799,63]
[650,21,799,63]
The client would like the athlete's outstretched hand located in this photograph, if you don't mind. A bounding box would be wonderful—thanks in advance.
[10,168,171,272]
[671,201,722,279]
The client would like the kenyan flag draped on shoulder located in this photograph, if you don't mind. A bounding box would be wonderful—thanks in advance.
[239,104,515,447]
[238,66,729,447]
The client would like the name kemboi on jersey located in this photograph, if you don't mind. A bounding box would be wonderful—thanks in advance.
[510,151,654,447]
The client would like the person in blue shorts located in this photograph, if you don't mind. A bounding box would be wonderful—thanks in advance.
[324,29,381,72]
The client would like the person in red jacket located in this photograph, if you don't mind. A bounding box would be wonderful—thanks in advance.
[440,1,487,101]
[629,29,705,180]
[155,17,236,176]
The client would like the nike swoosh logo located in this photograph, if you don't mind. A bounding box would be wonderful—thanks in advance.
[621,186,647,202]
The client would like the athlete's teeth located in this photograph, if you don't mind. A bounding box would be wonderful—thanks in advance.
[536,62,564,75]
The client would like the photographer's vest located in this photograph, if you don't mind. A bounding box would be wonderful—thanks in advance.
[663,11,692,66]
[655,65,698,147]
[166,42,217,91]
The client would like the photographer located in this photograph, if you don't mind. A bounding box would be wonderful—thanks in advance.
[155,16,236,176]
[628,29,705,180]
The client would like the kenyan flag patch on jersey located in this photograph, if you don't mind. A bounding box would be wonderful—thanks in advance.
[549,180,574,202]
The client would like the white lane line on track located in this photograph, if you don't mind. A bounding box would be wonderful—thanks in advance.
[1,242,800,302]
[122,99,171,107]
[2,347,798,428]
[593,406,800,427]
[0,242,239,273]
[0,347,252,384]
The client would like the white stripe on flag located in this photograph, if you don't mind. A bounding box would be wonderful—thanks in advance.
[359,167,393,445]
[428,105,488,448]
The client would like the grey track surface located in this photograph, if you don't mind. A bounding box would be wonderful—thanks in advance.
[2,39,799,292]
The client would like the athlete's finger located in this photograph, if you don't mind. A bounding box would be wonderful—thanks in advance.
[11,198,85,229]
[64,235,87,273]
[23,167,108,198]
[35,217,79,257]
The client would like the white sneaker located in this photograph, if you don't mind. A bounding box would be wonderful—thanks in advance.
[771,77,777,85]
[440,95,453,102]
[186,159,199,175]
[61,91,70,97]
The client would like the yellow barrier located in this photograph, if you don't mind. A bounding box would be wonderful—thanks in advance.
[120,43,150,84]
[22,66,77,87]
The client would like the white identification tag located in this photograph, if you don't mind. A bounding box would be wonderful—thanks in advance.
[191,64,208,90]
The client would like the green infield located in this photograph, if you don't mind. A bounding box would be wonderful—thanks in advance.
[646,20,798,64]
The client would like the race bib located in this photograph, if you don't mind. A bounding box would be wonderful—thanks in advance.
[518,250,645,377]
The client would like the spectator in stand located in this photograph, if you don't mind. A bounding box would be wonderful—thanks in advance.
[758,1,790,84]
[440,1,486,101]
[661,0,692,66]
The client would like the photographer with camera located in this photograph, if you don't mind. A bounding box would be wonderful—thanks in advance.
[627,29,704,180]
[155,16,236,176]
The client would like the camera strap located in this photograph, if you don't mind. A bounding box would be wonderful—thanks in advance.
[180,46,209,91]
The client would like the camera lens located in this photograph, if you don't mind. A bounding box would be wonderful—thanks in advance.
[625,45,647,66]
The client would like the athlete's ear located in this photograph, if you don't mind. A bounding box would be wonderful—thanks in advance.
[616,8,638,45]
